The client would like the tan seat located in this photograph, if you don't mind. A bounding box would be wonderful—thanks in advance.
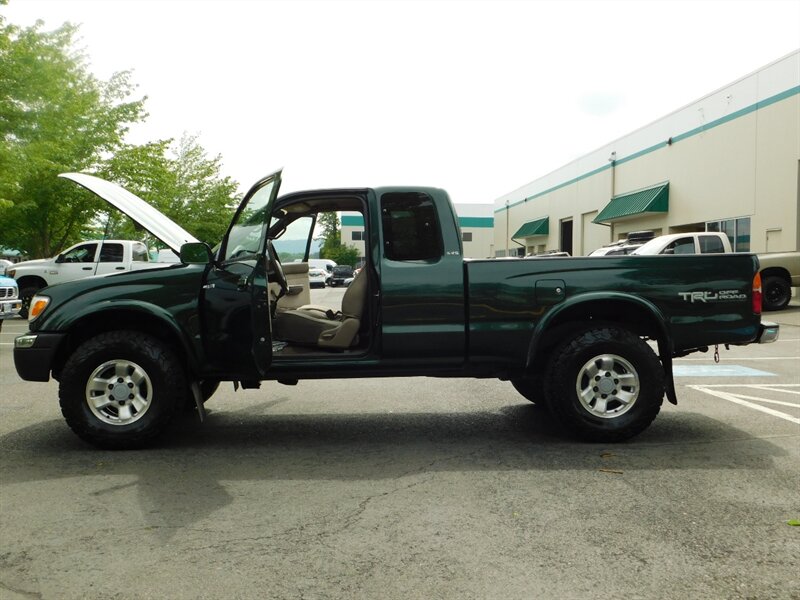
[273,268,367,349]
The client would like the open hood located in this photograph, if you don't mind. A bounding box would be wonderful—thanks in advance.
[59,173,199,254]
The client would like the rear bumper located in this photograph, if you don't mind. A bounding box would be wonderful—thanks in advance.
[14,332,66,381]
[757,321,780,344]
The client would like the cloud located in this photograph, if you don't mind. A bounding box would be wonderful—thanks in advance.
[578,92,625,116]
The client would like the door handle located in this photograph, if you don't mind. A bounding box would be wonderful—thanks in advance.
[115,267,125,270]
[82,267,92,270]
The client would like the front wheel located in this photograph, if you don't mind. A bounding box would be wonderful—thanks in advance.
[59,331,186,449]
[511,377,543,405]
[18,284,43,319]
[544,326,665,442]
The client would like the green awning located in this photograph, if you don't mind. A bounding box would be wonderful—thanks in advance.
[593,183,669,223]
[512,217,549,239]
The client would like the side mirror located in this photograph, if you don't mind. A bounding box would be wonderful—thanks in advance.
[180,242,213,264]
[55,254,65,263]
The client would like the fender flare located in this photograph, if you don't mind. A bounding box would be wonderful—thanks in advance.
[524,292,678,405]
[51,299,203,377]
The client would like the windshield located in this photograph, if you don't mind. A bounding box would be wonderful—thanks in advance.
[222,179,278,262]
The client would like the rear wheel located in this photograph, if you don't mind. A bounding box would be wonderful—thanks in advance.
[544,326,664,442]
[762,275,791,311]
[59,331,186,449]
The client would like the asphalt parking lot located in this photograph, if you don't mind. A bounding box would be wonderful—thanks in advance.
[1,292,798,600]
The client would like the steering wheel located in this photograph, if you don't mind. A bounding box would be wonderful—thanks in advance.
[267,241,288,299]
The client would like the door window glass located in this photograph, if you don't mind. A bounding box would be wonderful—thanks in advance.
[99,243,124,263]
[60,243,97,263]
[223,179,277,262]
[271,215,315,262]
[699,236,725,253]
[664,237,695,254]
[381,192,442,261]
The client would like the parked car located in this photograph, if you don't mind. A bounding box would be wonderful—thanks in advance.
[8,239,179,317]
[0,275,22,330]
[328,265,354,287]
[631,232,731,255]
[757,250,800,311]
[308,258,336,274]
[590,231,655,256]
[308,267,328,289]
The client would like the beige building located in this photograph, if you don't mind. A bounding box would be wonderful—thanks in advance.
[494,50,800,257]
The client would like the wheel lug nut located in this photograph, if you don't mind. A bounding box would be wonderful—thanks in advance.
[128,394,134,400]
[118,401,125,406]
[595,376,600,381]
[605,372,611,377]
[127,382,134,388]
[593,387,599,392]
[614,379,619,384]
[613,389,618,395]
[601,394,607,399]
[108,384,114,390]
[117,378,123,383]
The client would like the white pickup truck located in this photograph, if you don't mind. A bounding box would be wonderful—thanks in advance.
[7,240,173,317]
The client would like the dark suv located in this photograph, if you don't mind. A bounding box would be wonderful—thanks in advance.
[328,265,354,287]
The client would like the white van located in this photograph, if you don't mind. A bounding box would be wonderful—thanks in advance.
[308,258,336,273]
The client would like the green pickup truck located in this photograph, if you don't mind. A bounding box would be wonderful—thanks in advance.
[14,170,779,449]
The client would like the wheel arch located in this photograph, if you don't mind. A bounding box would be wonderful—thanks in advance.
[16,275,48,290]
[526,293,677,404]
[50,306,201,382]
[760,266,791,284]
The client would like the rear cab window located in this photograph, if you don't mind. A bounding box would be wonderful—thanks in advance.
[380,192,443,262]
[700,235,725,254]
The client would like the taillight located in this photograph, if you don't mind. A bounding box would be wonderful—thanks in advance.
[752,272,762,314]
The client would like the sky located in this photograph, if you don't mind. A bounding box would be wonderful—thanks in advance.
[3,0,800,205]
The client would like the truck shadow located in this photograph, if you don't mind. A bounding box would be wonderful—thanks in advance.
[0,403,791,540]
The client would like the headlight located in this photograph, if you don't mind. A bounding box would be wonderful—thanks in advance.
[7,269,15,278]
[28,295,51,322]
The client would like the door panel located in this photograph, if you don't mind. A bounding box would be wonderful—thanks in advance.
[378,191,465,365]
[204,170,282,376]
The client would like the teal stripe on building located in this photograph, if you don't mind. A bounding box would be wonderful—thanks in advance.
[341,215,493,228]
[458,216,494,228]
[341,215,364,226]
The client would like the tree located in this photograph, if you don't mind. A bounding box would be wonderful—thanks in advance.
[0,16,147,257]
[0,16,241,257]
[317,211,359,267]
[95,134,240,246]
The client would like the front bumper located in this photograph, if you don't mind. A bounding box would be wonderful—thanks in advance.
[757,321,780,344]
[0,299,22,319]
[14,332,67,382]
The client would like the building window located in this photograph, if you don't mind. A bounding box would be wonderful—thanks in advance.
[352,230,364,241]
[706,217,750,252]
[462,232,472,242]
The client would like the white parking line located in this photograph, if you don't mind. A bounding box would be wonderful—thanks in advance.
[688,384,800,424]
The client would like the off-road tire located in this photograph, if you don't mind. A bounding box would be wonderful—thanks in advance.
[762,275,791,311]
[511,377,544,405]
[59,331,186,449]
[544,326,665,442]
